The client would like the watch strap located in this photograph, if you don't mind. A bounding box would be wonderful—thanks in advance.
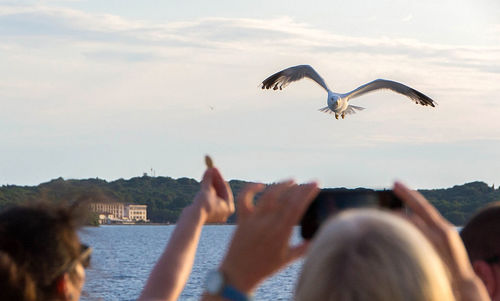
[220,284,252,301]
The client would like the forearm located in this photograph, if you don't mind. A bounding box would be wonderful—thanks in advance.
[139,204,206,301]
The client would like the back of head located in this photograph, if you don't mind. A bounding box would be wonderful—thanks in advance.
[461,202,500,262]
[295,209,454,301]
[0,204,82,300]
[0,252,36,301]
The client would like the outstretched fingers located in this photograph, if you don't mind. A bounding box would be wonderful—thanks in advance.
[218,180,320,294]
[282,182,319,225]
[279,183,318,270]
[255,180,295,213]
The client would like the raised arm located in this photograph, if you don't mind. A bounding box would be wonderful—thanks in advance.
[139,167,234,301]
[393,181,490,301]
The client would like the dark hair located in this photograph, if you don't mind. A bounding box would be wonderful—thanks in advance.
[0,204,82,300]
[0,252,36,301]
[461,202,500,262]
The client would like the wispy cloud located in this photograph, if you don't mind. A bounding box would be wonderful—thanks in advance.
[82,50,158,62]
[1,5,499,75]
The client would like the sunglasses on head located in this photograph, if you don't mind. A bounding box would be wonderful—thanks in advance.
[62,243,93,274]
[48,243,93,286]
[79,243,92,269]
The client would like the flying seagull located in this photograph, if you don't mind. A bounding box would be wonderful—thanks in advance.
[261,65,436,119]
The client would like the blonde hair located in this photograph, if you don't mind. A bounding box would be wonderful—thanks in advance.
[295,209,455,301]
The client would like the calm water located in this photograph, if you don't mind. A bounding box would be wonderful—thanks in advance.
[79,225,303,300]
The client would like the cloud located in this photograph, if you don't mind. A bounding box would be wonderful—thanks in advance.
[1,5,499,76]
[0,5,143,32]
[1,4,500,145]
[82,50,158,62]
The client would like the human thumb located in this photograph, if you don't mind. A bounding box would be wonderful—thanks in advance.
[201,168,214,191]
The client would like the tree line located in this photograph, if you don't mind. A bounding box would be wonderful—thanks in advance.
[1,176,498,225]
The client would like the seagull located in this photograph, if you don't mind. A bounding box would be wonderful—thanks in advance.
[261,65,436,119]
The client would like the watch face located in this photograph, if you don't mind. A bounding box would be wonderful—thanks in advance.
[206,270,224,294]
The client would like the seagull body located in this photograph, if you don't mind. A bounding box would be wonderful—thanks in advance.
[261,65,435,119]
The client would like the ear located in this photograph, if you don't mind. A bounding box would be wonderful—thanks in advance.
[55,273,72,301]
[472,260,496,297]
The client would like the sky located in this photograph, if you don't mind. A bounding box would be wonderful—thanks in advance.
[1,0,500,189]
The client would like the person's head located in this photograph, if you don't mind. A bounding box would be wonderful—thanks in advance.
[461,202,500,300]
[0,204,91,301]
[295,209,454,301]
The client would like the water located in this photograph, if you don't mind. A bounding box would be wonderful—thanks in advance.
[79,225,303,300]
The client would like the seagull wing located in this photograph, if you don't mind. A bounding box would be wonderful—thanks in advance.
[344,79,436,107]
[261,65,329,92]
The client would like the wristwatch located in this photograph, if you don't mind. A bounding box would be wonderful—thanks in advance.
[205,269,252,301]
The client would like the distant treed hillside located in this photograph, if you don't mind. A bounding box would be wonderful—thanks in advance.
[0,177,499,225]
[0,176,251,224]
[419,181,500,225]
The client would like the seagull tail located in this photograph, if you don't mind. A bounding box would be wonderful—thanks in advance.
[349,105,365,111]
[345,105,365,115]
[318,106,336,115]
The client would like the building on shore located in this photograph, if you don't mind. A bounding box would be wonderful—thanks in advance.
[90,202,125,220]
[90,202,149,224]
[125,204,148,222]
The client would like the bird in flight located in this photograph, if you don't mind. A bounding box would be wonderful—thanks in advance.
[261,65,436,119]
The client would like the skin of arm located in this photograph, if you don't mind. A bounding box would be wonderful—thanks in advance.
[200,181,319,301]
[139,167,234,301]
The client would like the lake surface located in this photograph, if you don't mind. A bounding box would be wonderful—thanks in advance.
[79,225,303,300]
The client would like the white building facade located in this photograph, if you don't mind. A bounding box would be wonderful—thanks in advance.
[90,202,124,220]
[125,204,148,222]
[90,202,149,223]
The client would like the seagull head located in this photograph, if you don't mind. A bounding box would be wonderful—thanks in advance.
[327,92,339,108]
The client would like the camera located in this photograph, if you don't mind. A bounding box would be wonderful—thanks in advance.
[300,189,403,239]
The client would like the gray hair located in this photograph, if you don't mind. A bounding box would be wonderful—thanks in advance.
[295,209,454,301]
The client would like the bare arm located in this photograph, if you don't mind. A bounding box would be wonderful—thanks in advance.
[139,167,234,301]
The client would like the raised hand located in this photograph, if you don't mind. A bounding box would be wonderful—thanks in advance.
[139,161,234,301]
[393,181,490,301]
[194,167,234,223]
[219,181,319,293]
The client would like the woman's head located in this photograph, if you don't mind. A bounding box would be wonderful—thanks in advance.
[0,204,90,301]
[295,209,454,301]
